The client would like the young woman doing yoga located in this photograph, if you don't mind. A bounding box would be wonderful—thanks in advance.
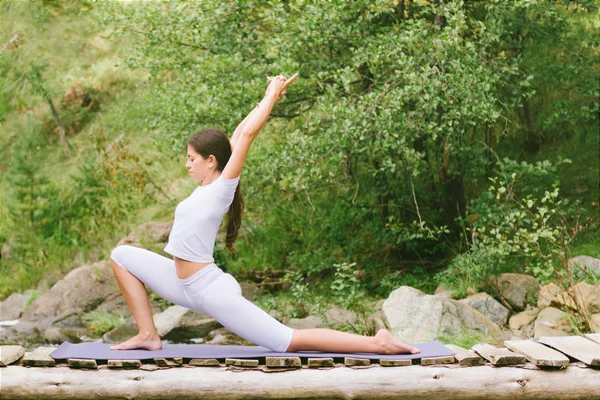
[109,73,420,355]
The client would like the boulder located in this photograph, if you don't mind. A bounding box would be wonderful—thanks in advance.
[285,315,326,330]
[0,320,43,350]
[568,282,600,315]
[509,307,540,331]
[21,261,116,321]
[382,286,504,346]
[460,293,510,326]
[0,289,36,320]
[568,256,600,276]
[533,306,574,338]
[490,273,539,312]
[116,221,173,247]
[537,283,576,310]
[590,314,600,333]
[43,327,83,344]
[434,284,453,299]
[324,305,358,327]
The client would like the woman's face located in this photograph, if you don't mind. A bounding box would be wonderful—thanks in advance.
[186,145,215,183]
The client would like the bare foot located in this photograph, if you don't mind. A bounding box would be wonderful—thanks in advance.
[110,332,162,351]
[374,329,421,355]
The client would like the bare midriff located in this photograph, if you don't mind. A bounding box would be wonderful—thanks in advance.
[173,256,213,280]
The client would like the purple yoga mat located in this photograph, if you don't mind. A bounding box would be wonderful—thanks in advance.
[49,340,455,360]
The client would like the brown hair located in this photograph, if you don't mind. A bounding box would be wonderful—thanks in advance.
[188,128,244,253]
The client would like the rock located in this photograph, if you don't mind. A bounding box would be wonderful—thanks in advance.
[116,221,173,247]
[286,315,326,330]
[490,273,539,312]
[382,286,504,346]
[203,327,253,346]
[538,283,576,310]
[460,293,510,326]
[43,327,83,344]
[434,284,453,298]
[568,256,600,276]
[590,314,600,333]
[568,282,600,315]
[103,322,139,344]
[509,307,540,331]
[0,320,43,350]
[239,282,258,300]
[0,289,36,320]
[533,306,574,338]
[323,306,357,327]
[21,261,117,320]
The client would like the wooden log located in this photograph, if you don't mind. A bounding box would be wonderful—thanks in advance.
[420,356,455,366]
[2,364,600,399]
[307,358,334,368]
[266,357,301,368]
[445,344,485,366]
[504,340,569,368]
[21,347,56,367]
[472,344,526,366]
[0,345,25,367]
[539,336,600,366]
[584,333,600,345]
[379,359,412,367]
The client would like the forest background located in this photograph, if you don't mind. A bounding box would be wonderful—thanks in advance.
[0,0,598,332]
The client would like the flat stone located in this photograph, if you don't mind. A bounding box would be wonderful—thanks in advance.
[68,358,98,369]
[265,357,301,368]
[420,356,455,366]
[472,343,526,366]
[107,360,142,368]
[21,347,56,367]
[307,358,335,368]
[189,359,220,367]
[509,308,540,330]
[0,345,25,367]
[344,357,370,367]
[225,358,258,367]
[380,359,412,367]
[154,357,182,367]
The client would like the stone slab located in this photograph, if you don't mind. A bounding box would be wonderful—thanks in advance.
[154,357,182,367]
[0,345,25,367]
[380,359,412,367]
[345,357,370,367]
[225,358,259,367]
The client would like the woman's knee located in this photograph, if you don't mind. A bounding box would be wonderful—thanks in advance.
[110,245,133,269]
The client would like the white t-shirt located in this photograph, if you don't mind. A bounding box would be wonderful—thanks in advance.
[164,174,240,263]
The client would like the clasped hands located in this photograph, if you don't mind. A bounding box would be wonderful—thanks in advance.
[265,73,299,101]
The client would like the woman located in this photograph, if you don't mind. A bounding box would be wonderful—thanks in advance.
[109,73,420,355]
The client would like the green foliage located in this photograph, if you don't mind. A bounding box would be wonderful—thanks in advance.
[83,310,128,336]
[377,267,439,296]
[437,327,492,349]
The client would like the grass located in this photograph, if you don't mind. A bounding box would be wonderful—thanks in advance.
[437,328,493,349]
[82,309,129,336]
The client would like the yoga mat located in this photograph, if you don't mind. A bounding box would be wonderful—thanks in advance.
[50,340,455,360]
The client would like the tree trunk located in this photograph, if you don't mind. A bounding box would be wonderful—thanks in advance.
[521,97,540,153]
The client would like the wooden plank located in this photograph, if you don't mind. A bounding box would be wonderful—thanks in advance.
[265,357,301,368]
[472,343,526,366]
[189,358,220,367]
[307,358,335,368]
[420,356,455,366]
[504,340,569,368]
[445,344,485,366]
[4,362,600,399]
[153,357,182,367]
[380,359,412,367]
[539,336,600,366]
[584,333,600,345]
[344,357,370,367]
[107,359,142,369]
[0,345,25,367]
[225,358,258,367]
[21,347,56,367]
[67,359,98,369]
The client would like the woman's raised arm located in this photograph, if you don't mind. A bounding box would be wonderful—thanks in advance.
[222,73,298,180]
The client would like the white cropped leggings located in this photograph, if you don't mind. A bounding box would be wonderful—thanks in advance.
[110,245,294,353]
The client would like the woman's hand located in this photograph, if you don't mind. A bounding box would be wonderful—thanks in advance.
[265,73,299,100]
